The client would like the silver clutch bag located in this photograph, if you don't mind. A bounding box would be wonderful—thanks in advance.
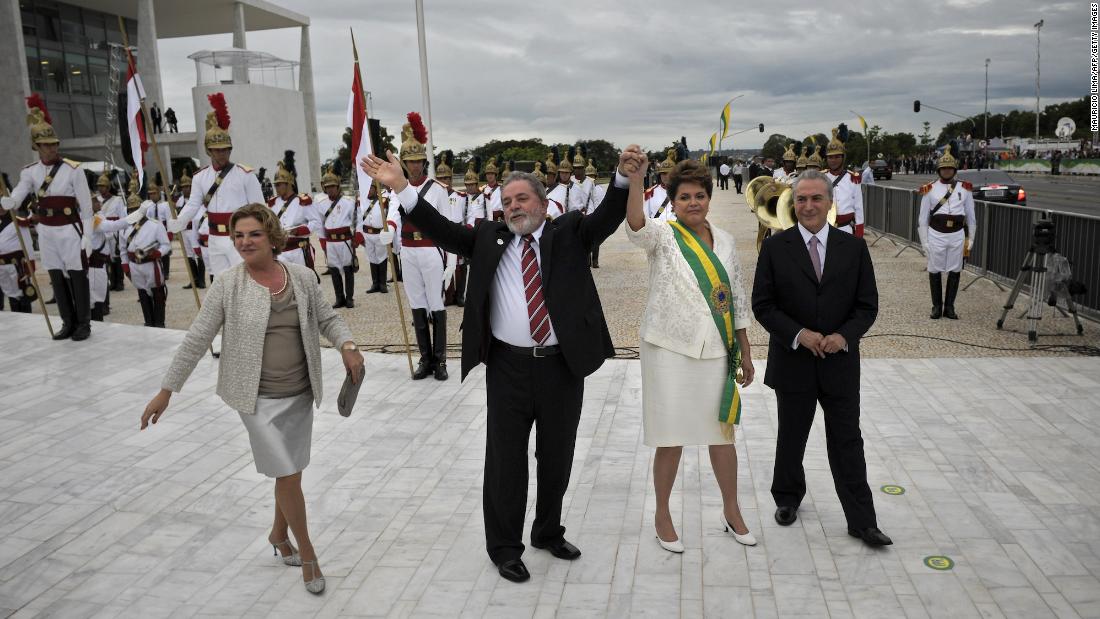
[337,372,362,417]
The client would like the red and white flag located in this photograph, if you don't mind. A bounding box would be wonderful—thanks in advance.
[347,61,373,209]
[118,58,148,189]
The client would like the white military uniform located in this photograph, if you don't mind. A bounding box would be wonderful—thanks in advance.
[823,169,864,236]
[482,183,503,222]
[546,182,570,216]
[84,209,118,305]
[99,193,126,259]
[568,175,595,213]
[918,179,977,274]
[172,163,264,277]
[319,194,358,269]
[272,193,320,268]
[462,189,485,226]
[391,177,453,312]
[0,211,34,301]
[644,184,674,221]
[360,196,390,265]
[588,182,607,213]
[150,198,173,254]
[773,167,797,184]
[7,158,93,271]
[178,195,196,259]
[101,213,170,292]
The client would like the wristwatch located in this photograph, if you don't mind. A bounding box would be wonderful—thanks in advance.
[340,341,359,352]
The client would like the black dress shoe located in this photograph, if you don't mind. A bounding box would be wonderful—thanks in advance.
[497,559,530,583]
[775,506,798,526]
[532,539,581,560]
[848,527,893,546]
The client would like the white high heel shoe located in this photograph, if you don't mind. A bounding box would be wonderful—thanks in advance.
[655,528,684,554]
[720,512,757,546]
[302,560,325,594]
[271,539,302,566]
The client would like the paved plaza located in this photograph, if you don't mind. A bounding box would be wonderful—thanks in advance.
[1,310,1099,618]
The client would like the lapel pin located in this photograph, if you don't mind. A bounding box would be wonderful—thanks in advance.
[497,238,504,245]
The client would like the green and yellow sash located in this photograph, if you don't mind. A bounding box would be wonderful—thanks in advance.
[669,221,742,436]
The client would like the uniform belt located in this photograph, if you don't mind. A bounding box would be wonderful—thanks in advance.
[400,230,435,247]
[834,212,855,227]
[492,338,561,358]
[127,251,158,264]
[198,234,209,246]
[35,196,80,226]
[283,237,311,252]
[88,251,111,268]
[0,250,25,265]
[362,226,382,234]
[929,214,966,234]
[326,227,352,242]
[207,211,232,236]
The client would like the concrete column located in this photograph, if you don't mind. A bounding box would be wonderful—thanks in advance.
[299,25,320,189]
[0,0,33,176]
[136,0,163,111]
[232,2,248,84]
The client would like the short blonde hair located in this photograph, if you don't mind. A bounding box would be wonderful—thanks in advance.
[231,203,287,254]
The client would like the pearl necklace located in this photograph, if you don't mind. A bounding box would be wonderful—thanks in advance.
[269,262,289,297]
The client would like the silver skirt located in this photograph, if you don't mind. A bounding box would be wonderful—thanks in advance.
[239,390,314,478]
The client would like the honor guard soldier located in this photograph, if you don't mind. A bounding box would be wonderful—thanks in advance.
[546,147,575,213]
[177,171,205,289]
[95,172,126,295]
[794,144,809,174]
[436,154,465,307]
[168,93,264,276]
[773,143,799,184]
[391,114,454,381]
[85,174,121,320]
[544,148,560,191]
[270,155,320,270]
[568,146,595,214]
[918,144,976,320]
[644,149,676,220]
[822,126,864,237]
[1,95,94,340]
[482,158,504,222]
[144,177,173,280]
[98,197,171,327]
[462,159,485,226]
[0,175,36,314]
[317,167,358,308]
[359,182,390,294]
[533,163,565,220]
[805,144,823,171]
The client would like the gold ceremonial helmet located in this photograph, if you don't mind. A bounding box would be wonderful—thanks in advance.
[572,147,586,169]
[274,161,295,186]
[545,152,558,176]
[320,166,340,188]
[585,158,596,177]
[795,147,809,170]
[27,108,59,149]
[203,112,232,151]
[826,127,846,157]
[501,160,513,182]
[399,123,427,161]
[180,170,192,188]
[532,161,546,185]
[464,163,479,186]
[656,148,677,174]
[96,171,111,188]
[782,142,797,163]
[558,149,573,172]
[806,145,824,169]
[436,160,452,180]
[484,157,499,176]
[936,145,959,170]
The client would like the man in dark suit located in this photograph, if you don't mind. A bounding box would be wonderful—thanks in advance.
[361,145,644,582]
[751,169,891,547]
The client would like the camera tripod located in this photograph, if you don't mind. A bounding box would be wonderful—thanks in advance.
[996,220,1084,343]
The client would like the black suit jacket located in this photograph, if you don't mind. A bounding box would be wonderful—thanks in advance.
[751,225,878,394]
[405,182,628,381]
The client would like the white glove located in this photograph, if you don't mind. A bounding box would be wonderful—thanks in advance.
[377,230,394,245]
[0,196,14,212]
[442,263,456,286]
[166,216,186,233]
[921,244,929,255]
[81,230,93,253]
[125,203,149,225]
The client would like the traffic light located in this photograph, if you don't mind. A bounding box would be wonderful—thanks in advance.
[758,123,765,133]
[913,100,921,113]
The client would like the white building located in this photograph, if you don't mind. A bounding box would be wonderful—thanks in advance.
[1,0,319,190]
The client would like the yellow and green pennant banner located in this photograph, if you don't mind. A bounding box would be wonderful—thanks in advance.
[708,132,718,156]
[854,112,868,132]
[669,221,742,432]
[720,102,732,139]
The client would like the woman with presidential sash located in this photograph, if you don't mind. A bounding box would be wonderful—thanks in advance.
[625,158,757,553]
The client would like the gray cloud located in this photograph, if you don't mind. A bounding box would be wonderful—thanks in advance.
[154,0,1088,161]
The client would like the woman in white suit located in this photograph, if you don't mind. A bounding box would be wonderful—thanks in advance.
[625,159,757,553]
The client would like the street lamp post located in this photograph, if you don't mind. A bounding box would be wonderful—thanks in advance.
[1034,19,1043,145]
[984,58,990,140]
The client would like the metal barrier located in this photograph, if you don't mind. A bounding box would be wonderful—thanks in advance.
[862,184,1099,322]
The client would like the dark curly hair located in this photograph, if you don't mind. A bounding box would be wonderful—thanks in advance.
[668,159,713,199]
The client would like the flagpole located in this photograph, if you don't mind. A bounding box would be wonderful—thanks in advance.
[352,28,415,377]
[0,177,54,336]
[414,0,435,178]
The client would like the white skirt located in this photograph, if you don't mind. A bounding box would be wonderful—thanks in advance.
[239,390,314,478]
[640,340,735,447]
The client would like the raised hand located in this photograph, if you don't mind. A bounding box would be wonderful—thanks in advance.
[360,151,408,194]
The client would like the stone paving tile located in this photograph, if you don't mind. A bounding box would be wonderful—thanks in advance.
[2,311,1100,617]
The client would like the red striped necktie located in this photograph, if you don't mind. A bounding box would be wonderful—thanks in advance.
[522,234,551,345]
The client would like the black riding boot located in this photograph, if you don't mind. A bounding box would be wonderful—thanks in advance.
[943,271,960,319]
[48,270,76,340]
[432,310,449,380]
[411,308,434,380]
[152,285,167,328]
[343,266,355,308]
[365,263,381,294]
[195,258,206,289]
[90,302,105,322]
[137,289,155,327]
[110,259,125,291]
[590,244,601,269]
[377,260,389,293]
[183,258,196,289]
[103,287,110,315]
[161,255,171,281]
[929,272,943,319]
[454,263,466,306]
[392,255,403,282]
[329,268,347,308]
[68,270,92,341]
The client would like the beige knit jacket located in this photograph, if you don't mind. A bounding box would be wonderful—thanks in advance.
[162,262,355,414]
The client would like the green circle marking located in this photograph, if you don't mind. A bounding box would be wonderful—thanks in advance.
[923,556,955,571]
[881,485,906,495]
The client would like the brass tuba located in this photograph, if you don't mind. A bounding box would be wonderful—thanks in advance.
[747,175,837,250]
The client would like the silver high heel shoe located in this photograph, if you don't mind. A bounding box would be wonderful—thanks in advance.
[271,539,302,566]
[302,560,326,594]
[720,512,757,546]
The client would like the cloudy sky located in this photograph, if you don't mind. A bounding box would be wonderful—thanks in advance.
[156,0,1088,160]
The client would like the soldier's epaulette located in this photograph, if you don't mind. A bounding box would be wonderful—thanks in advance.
[298,192,312,205]
[961,181,973,191]
[266,196,276,207]
[644,186,656,199]
[63,158,81,168]
[196,165,210,173]
[238,164,254,173]
[918,182,933,195]
[849,171,861,184]
[23,161,36,169]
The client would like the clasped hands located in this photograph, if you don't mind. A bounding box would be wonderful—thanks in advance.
[797,329,847,358]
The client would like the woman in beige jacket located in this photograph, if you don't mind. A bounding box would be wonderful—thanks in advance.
[141,204,364,595]
[626,159,757,553]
